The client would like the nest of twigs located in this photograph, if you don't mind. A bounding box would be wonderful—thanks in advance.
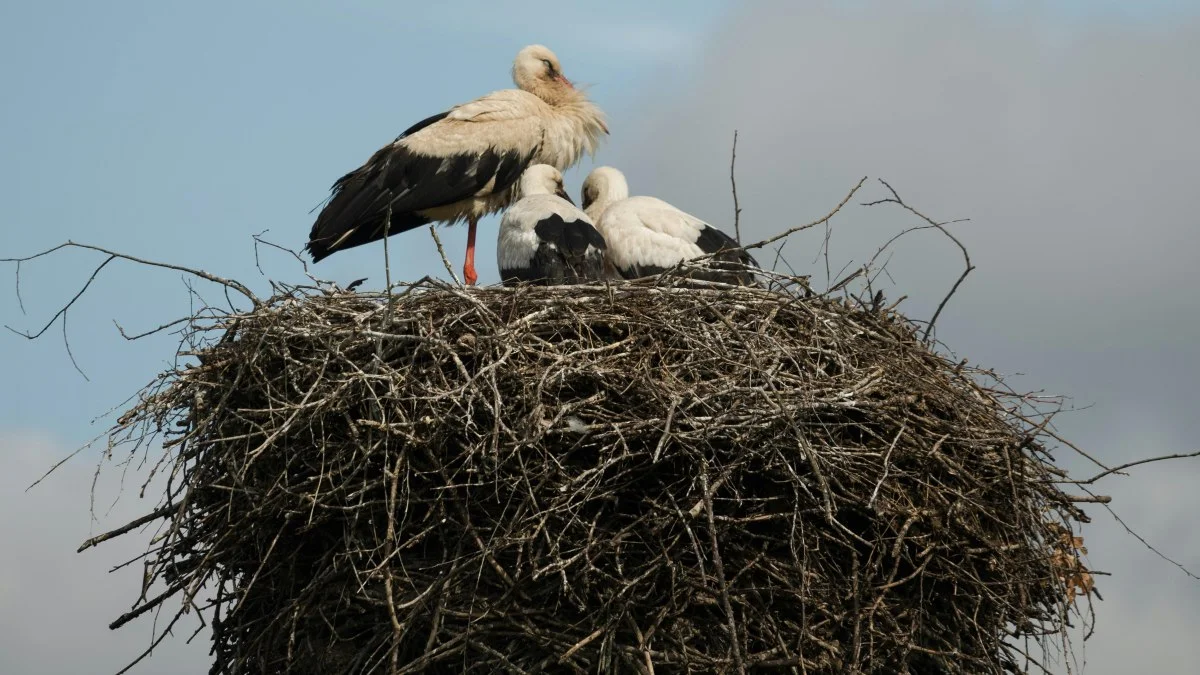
[100,276,1095,674]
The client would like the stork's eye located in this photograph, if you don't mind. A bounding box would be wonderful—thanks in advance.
[541,59,556,75]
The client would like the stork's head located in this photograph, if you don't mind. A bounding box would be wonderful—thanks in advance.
[519,164,574,204]
[581,166,629,217]
[513,44,576,105]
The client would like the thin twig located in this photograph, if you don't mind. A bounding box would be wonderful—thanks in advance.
[1063,449,1200,485]
[13,259,26,314]
[113,317,192,341]
[379,204,395,361]
[61,309,88,380]
[1099,499,1200,580]
[1,241,259,305]
[252,230,310,274]
[730,129,742,245]
[77,504,177,553]
[742,177,868,253]
[700,459,745,675]
[868,422,907,508]
[861,179,975,342]
[428,225,462,285]
[4,254,116,340]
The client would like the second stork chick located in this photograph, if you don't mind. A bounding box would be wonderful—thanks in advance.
[581,166,759,286]
[497,165,608,286]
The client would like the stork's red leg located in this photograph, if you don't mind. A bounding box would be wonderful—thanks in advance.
[463,217,479,286]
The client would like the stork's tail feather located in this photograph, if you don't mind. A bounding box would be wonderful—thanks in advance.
[306,208,432,262]
[306,161,432,262]
[305,239,332,263]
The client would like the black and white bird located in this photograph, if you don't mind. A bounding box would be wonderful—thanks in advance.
[580,166,759,285]
[305,44,608,286]
[497,165,607,286]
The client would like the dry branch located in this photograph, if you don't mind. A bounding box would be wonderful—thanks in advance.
[861,179,975,342]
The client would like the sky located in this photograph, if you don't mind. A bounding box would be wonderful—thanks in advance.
[2,1,1198,673]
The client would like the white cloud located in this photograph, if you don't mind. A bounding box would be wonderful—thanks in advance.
[0,431,208,674]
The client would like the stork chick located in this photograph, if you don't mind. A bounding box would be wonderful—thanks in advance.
[581,166,759,285]
[497,165,607,286]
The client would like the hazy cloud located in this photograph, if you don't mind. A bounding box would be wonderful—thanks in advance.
[0,432,208,674]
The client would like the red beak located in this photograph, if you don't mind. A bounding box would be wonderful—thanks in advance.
[556,74,574,89]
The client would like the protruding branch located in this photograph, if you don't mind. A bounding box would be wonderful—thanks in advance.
[1,241,259,306]
[1058,449,1200,486]
[78,504,177,553]
[2,241,260,376]
[743,176,868,253]
[730,130,742,245]
[862,179,975,342]
[428,225,462,286]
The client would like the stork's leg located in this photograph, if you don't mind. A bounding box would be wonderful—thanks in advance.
[463,216,479,286]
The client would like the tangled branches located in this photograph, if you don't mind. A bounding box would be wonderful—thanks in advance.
[93,276,1097,674]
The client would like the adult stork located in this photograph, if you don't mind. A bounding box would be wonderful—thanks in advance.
[580,166,759,285]
[497,164,607,286]
[305,45,608,285]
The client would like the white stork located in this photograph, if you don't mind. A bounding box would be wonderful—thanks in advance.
[306,45,608,285]
[497,165,607,286]
[580,166,759,285]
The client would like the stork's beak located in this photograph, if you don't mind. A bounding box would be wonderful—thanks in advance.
[556,74,574,90]
[556,186,575,205]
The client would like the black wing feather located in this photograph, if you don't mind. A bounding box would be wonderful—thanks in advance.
[396,111,450,141]
[691,224,760,285]
[533,214,607,256]
[306,114,538,262]
[500,214,607,286]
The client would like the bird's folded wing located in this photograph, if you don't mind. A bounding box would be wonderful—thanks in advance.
[631,200,708,243]
[402,97,543,160]
[446,89,544,123]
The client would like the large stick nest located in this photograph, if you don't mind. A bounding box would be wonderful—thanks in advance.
[104,278,1094,674]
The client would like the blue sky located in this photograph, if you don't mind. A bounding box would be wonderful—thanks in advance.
[2,2,1199,673]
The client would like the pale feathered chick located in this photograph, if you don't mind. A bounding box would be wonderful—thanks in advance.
[581,166,759,285]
